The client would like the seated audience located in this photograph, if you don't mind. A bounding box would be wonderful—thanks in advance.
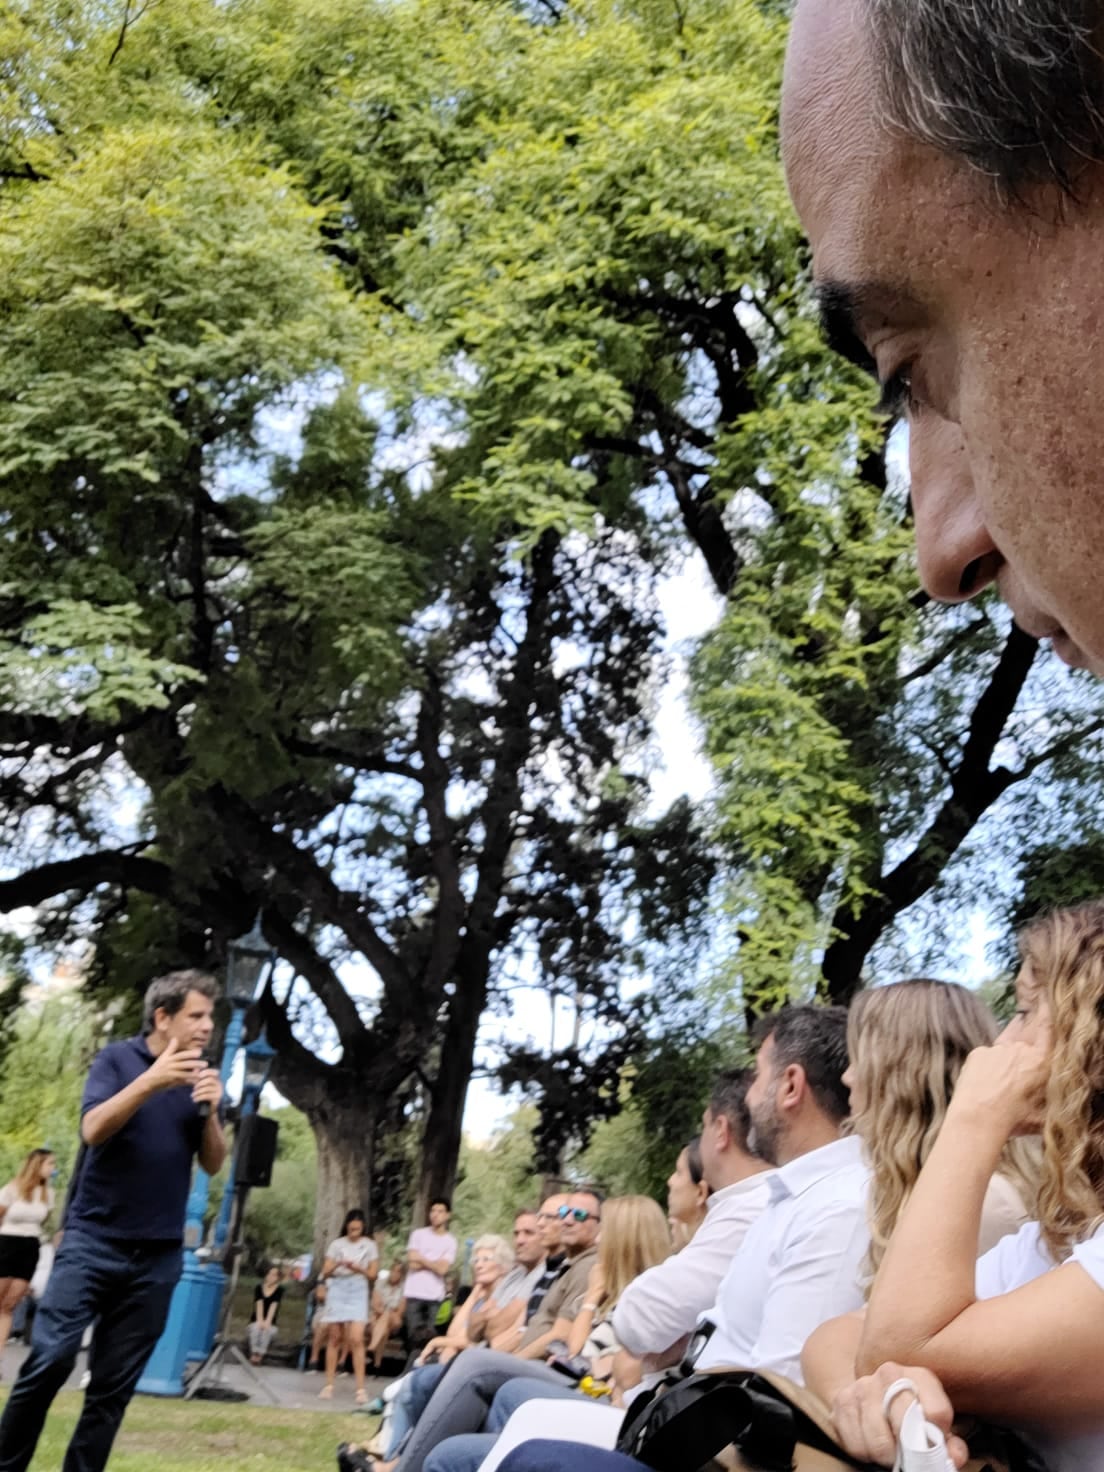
[363,1189,602,1472]
[459,984,1037,1472]
[367,1257,408,1372]
[421,1196,671,1472]
[377,1006,863,1472]
[806,901,1104,1472]
[248,1263,284,1365]
[665,1135,710,1251]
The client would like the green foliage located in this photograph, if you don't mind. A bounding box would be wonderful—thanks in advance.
[4,0,1102,1259]
[451,1107,545,1240]
[0,991,115,1187]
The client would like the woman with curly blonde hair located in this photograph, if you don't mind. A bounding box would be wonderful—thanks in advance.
[845,978,1038,1281]
[804,899,1104,1471]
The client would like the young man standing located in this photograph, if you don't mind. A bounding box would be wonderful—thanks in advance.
[0,969,226,1472]
[404,1199,459,1355]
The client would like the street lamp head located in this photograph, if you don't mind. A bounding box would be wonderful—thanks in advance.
[242,1030,276,1097]
[225,914,274,1009]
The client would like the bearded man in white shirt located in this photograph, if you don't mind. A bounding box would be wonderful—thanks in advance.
[690,1004,870,1382]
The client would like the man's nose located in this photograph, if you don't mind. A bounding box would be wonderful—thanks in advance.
[909,418,1002,604]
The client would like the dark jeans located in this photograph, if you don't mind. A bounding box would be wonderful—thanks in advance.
[403,1298,442,1355]
[498,1443,645,1472]
[0,1229,181,1472]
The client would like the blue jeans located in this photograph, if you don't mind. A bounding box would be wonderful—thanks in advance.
[498,1443,645,1472]
[385,1362,448,1457]
[0,1229,182,1472]
[423,1376,591,1472]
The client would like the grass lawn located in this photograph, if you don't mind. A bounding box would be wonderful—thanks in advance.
[0,1389,377,1471]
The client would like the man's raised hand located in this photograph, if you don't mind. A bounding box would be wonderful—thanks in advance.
[147,1037,204,1092]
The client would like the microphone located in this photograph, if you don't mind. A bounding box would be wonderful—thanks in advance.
[196,1048,218,1120]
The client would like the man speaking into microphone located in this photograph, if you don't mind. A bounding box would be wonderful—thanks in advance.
[0,969,227,1472]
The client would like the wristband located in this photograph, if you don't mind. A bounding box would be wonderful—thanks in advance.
[581,1301,599,1311]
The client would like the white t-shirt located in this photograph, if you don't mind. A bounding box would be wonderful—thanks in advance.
[975,1220,1104,1472]
[0,1184,53,1238]
[326,1235,378,1277]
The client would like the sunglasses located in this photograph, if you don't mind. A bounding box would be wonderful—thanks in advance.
[556,1205,598,1223]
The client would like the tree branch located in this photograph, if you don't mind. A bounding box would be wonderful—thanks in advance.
[0,850,172,913]
[822,625,1039,999]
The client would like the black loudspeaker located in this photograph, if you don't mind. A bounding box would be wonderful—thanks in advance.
[236,1115,279,1188]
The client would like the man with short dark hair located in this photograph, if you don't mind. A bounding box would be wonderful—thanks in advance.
[404,1198,459,1355]
[782,0,1104,679]
[610,1067,772,1370]
[0,970,226,1472]
[691,1005,866,1376]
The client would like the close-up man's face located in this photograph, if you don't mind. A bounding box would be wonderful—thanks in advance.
[782,0,1104,677]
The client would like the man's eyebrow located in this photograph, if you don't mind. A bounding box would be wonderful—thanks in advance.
[814,279,926,380]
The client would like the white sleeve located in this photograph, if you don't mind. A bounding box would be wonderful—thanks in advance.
[365,1238,379,1263]
[612,1194,763,1357]
[975,1221,1044,1300]
[0,1183,14,1209]
[1068,1227,1104,1292]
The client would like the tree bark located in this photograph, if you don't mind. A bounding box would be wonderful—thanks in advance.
[309,1098,377,1269]
[413,959,488,1220]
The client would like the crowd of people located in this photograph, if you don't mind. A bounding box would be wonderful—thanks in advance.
[326,900,1104,1472]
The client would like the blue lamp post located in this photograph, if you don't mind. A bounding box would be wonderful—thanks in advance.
[137,917,275,1396]
[212,1029,276,1254]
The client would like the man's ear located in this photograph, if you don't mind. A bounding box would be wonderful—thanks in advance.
[151,1006,170,1035]
[713,1110,733,1153]
[777,1061,808,1113]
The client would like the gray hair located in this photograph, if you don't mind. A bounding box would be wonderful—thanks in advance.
[864,0,1104,192]
[142,969,219,1032]
[472,1233,515,1273]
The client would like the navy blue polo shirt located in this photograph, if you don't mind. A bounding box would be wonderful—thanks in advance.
[67,1035,208,1244]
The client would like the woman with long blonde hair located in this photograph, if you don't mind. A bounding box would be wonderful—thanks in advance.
[0,1148,55,1361]
[805,900,1104,1471]
[845,978,1039,1281]
[566,1194,671,1355]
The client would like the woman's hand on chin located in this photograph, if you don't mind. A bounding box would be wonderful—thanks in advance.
[950,1041,1050,1137]
[830,1363,969,1468]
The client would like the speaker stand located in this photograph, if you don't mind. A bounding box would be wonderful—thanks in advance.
[184,1184,280,1405]
[185,1337,279,1403]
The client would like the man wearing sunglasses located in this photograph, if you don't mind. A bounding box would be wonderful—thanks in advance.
[376,1189,602,1472]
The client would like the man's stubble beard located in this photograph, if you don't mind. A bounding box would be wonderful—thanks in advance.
[746,1095,783,1167]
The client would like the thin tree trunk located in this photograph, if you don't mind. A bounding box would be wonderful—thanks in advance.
[413,964,488,1221]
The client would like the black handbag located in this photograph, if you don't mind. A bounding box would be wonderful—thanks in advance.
[615,1368,1049,1472]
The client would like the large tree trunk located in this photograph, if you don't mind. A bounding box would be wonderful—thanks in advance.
[309,1097,377,1269]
